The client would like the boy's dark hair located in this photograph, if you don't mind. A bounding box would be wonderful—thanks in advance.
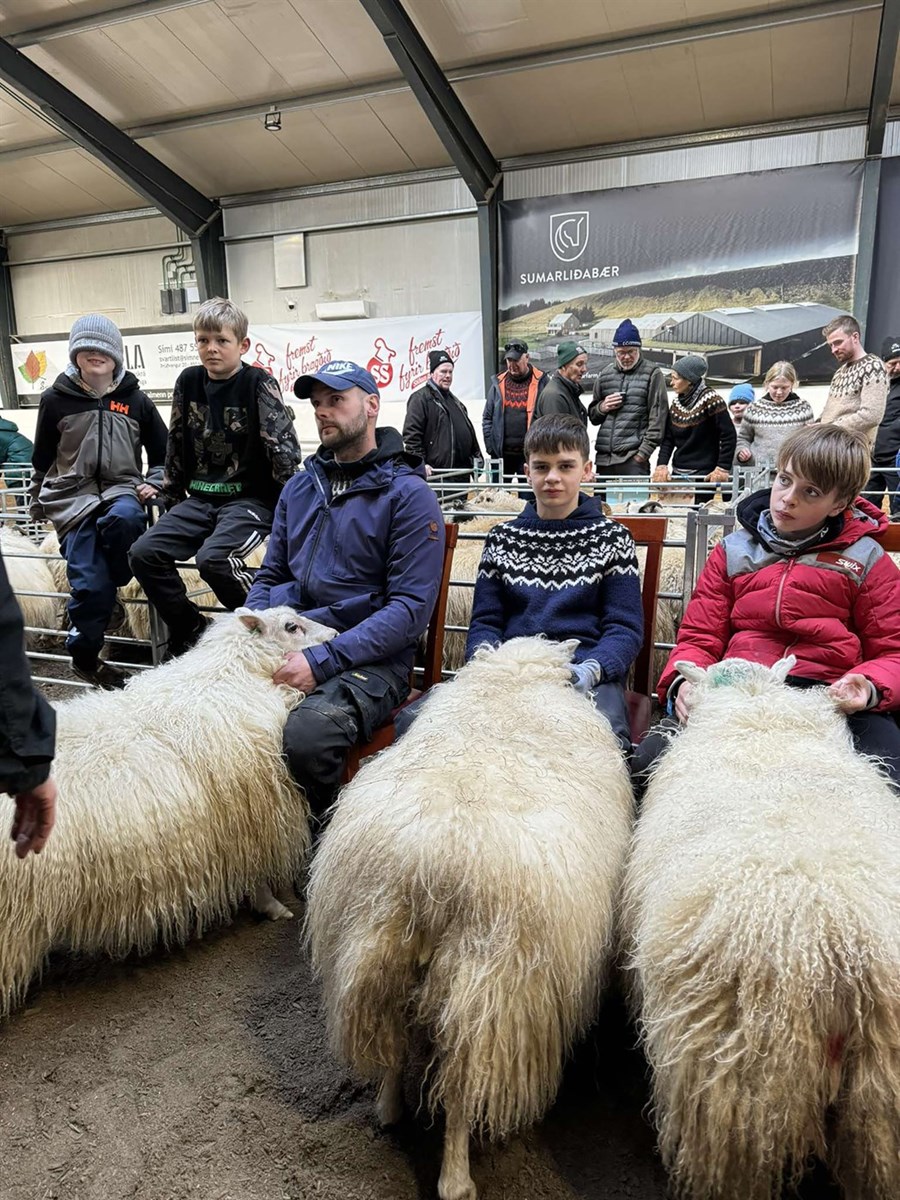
[775,424,870,505]
[822,314,860,340]
[524,414,590,461]
[193,297,249,342]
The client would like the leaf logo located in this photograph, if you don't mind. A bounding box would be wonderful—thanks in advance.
[18,349,47,384]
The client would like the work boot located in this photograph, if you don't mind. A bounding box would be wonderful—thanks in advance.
[72,659,130,691]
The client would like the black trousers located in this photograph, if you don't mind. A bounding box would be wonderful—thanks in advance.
[129,495,273,640]
[865,465,900,515]
[501,450,526,480]
[593,457,649,502]
[282,663,410,815]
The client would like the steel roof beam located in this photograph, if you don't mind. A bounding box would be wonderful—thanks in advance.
[6,0,209,48]
[0,35,219,236]
[357,0,499,201]
[0,0,882,165]
[866,0,900,156]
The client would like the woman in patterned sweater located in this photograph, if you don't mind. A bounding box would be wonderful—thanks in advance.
[735,361,813,473]
[651,355,736,491]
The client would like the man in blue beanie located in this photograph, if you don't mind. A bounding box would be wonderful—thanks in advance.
[587,318,668,495]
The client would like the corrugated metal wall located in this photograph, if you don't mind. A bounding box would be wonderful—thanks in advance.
[7,214,192,336]
[502,125,870,200]
[5,120,896,338]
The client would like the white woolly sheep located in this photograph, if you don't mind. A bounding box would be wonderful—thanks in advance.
[623,657,900,1200]
[307,635,634,1200]
[0,607,334,1018]
[2,525,61,636]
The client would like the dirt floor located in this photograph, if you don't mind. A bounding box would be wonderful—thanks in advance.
[3,661,842,1200]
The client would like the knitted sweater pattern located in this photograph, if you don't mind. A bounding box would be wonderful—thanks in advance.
[466,499,643,681]
[736,393,814,464]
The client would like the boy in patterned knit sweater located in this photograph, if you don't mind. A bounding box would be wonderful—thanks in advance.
[466,413,643,754]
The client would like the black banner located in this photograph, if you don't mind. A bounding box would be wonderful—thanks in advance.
[499,160,863,383]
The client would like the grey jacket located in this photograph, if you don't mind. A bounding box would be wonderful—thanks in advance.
[30,371,167,536]
[588,356,669,465]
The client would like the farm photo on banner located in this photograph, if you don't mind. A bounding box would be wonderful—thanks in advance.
[500,160,863,384]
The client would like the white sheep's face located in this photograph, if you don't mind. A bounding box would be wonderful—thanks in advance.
[676,656,796,696]
[234,606,337,652]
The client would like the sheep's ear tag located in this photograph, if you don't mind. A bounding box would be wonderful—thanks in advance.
[707,661,753,688]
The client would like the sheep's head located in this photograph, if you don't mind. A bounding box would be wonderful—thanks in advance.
[470,634,578,682]
[233,606,337,652]
[676,656,797,697]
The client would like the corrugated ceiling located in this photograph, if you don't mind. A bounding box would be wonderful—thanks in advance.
[0,0,894,223]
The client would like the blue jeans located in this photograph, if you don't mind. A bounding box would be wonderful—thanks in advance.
[61,495,147,664]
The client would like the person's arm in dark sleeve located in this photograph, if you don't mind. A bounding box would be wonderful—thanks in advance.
[0,552,56,797]
[464,531,507,659]
[162,375,187,502]
[139,395,169,487]
[640,369,669,460]
[302,484,445,681]
[581,527,643,681]
[482,384,499,458]
[715,407,738,472]
[402,393,428,460]
[29,395,59,519]
[587,375,606,425]
[257,372,302,486]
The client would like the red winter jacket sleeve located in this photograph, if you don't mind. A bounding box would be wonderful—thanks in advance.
[848,552,900,710]
[656,543,734,703]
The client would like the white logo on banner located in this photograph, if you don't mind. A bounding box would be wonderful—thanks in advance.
[550,211,590,262]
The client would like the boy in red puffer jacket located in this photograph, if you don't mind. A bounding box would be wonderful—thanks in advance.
[641,423,900,788]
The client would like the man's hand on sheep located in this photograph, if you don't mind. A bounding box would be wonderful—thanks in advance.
[827,673,873,714]
[273,651,318,695]
[10,778,57,858]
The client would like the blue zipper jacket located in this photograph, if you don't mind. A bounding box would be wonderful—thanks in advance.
[245,426,445,683]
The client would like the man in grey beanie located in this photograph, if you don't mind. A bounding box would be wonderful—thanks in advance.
[30,313,167,688]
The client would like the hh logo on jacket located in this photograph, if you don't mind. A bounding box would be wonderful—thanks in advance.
[109,401,130,415]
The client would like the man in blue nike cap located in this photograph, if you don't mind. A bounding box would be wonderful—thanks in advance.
[245,360,444,813]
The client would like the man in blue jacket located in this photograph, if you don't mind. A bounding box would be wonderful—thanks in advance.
[245,360,445,813]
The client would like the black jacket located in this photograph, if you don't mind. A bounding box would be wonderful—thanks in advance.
[402,381,480,469]
[30,370,168,536]
[872,375,900,464]
[0,551,55,795]
[531,372,588,425]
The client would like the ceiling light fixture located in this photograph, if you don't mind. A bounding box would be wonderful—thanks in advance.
[264,104,282,132]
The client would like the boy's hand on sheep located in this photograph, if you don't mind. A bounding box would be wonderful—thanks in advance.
[10,778,57,858]
[273,651,317,695]
[570,660,603,695]
[674,682,696,725]
[827,673,873,714]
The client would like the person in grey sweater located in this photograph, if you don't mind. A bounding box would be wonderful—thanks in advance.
[735,361,813,473]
